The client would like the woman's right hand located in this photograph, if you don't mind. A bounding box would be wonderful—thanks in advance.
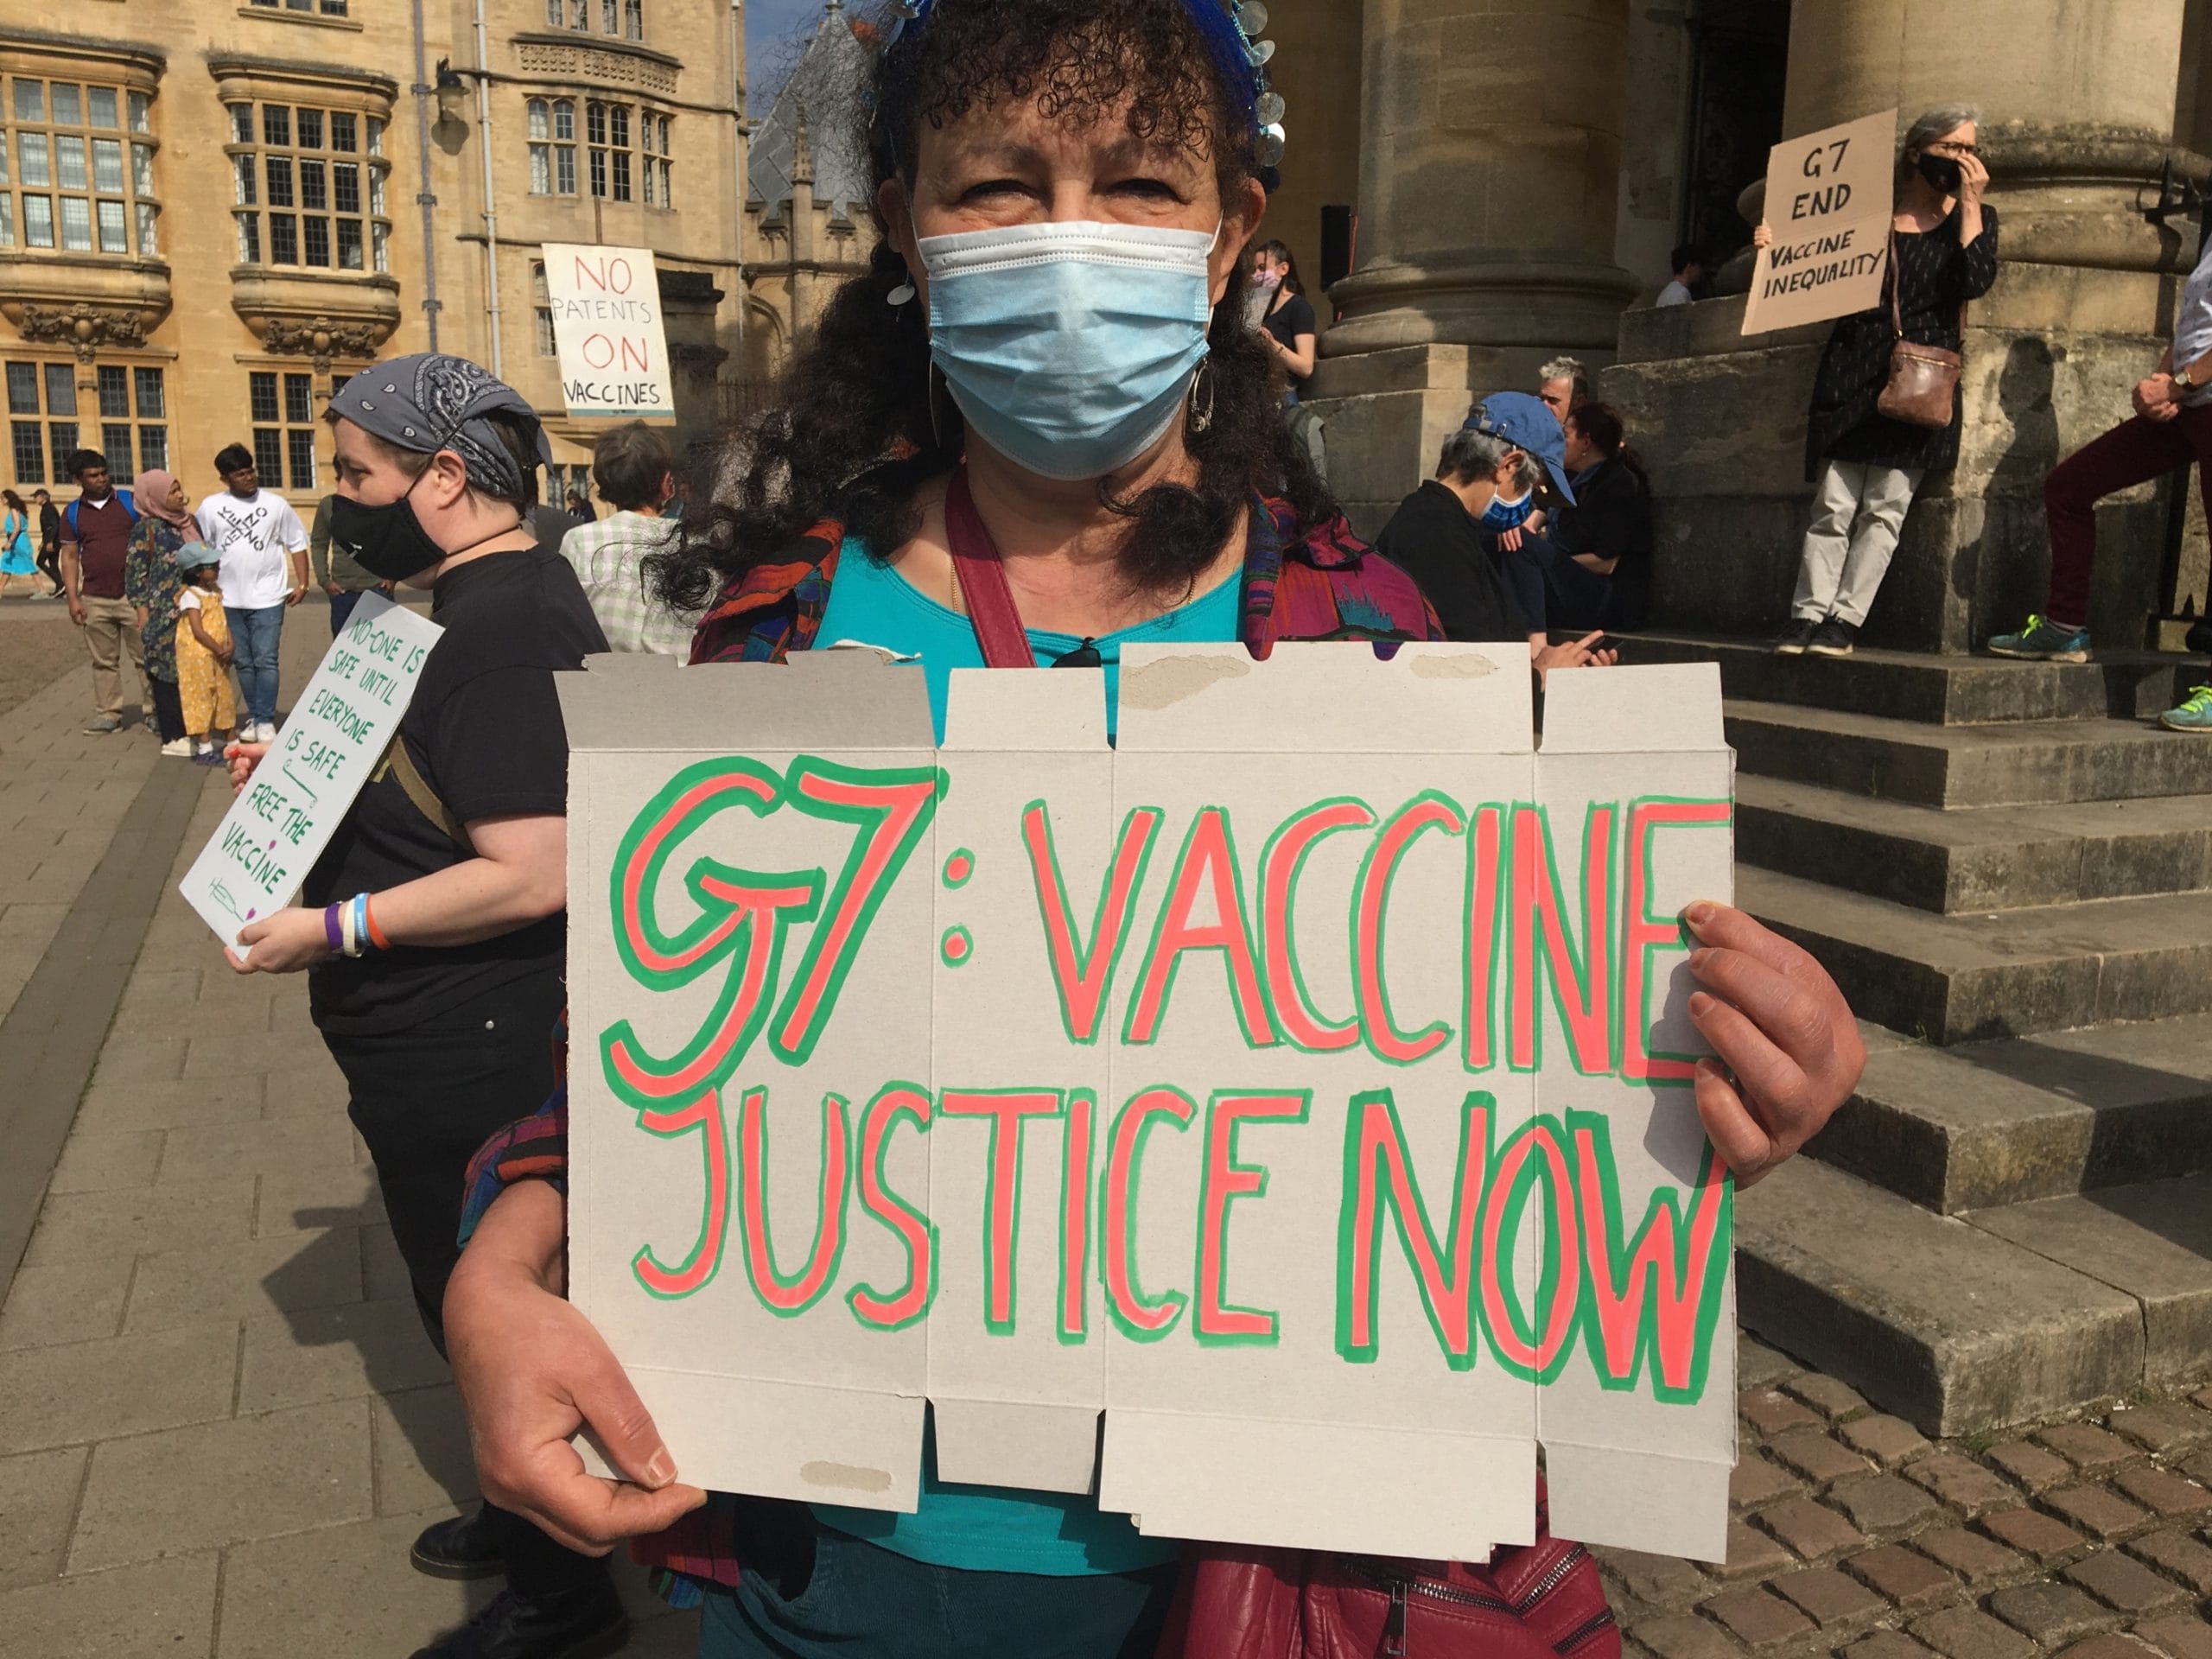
[1534,630,1619,678]
[1751,223,1774,250]
[447,1181,708,1554]
[225,741,268,794]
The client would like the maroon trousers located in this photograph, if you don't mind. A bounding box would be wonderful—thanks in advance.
[2044,403,2212,627]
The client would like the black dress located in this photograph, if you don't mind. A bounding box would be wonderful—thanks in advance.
[1802,201,1999,481]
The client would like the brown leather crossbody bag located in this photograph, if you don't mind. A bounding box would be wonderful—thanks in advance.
[1876,229,1966,429]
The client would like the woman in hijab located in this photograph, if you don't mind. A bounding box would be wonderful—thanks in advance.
[217,353,624,1656]
[438,4,1872,1658]
[124,469,195,754]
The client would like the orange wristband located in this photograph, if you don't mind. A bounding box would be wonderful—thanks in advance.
[363,895,391,951]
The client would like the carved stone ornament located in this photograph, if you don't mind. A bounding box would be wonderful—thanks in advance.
[15,302,149,364]
[262,315,385,373]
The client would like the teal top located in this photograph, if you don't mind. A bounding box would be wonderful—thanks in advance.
[814,536,1241,745]
[809,538,1236,1575]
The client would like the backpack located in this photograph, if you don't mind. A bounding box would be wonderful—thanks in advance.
[63,488,139,536]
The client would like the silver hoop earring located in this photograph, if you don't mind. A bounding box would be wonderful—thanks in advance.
[1187,359,1217,435]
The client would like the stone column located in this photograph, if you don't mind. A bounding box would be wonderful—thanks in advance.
[1304,0,1639,531]
[1607,0,2205,652]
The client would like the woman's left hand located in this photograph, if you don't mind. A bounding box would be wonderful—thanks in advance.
[1956,151,1990,205]
[226,906,332,975]
[1681,901,1866,1187]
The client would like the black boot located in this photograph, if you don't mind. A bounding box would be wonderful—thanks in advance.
[409,1581,629,1659]
[411,1507,506,1581]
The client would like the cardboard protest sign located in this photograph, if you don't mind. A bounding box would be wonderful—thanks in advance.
[562,647,1738,1560]
[541,243,677,423]
[1742,108,1897,336]
[178,593,442,951]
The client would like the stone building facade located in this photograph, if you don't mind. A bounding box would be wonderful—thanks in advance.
[0,0,743,516]
[734,0,874,409]
[1277,0,2212,652]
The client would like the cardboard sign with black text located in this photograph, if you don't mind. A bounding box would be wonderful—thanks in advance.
[1742,109,1898,336]
[560,647,1738,1561]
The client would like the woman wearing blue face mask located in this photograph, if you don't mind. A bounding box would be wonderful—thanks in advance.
[442,4,1872,1657]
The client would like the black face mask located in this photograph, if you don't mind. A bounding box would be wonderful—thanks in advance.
[1916,152,1963,195]
[327,489,448,585]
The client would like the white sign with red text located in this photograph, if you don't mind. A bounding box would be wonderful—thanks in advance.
[542,243,677,423]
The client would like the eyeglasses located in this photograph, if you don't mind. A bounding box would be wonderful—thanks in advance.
[1928,142,1980,157]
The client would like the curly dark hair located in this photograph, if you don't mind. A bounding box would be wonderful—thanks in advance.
[652,0,1329,618]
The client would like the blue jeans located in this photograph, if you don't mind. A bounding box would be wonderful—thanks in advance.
[228,603,284,725]
[1493,531,1626,635]
[327,588,368,636]
[701,1527,1175,1659]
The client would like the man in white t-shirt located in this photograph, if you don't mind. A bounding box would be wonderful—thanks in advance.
[194,442,309,742]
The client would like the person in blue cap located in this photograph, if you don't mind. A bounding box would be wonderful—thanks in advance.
[1459,391,1593,642]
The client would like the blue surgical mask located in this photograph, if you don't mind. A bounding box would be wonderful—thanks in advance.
[919,220,1218,480]
[1479,488,1535,531]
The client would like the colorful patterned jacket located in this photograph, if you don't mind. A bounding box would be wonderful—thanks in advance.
[458,494,1441,1601]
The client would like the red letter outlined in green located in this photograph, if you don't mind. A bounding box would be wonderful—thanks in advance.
[1258,798,1374,1052]
[737,1086,851,1317]
[1194,1090,1310,1344]
[601,757,823,1104]
[1571,1110,1732,1402]
[1506,804,1618,1077]
[1102,1085,1197,1339]
[1620,797,1732,1084]
[631,1089,731,1299]
[1124,809,1279,1049]
[1334,1088,1491,1369]
[1060,1089,1096,1344]
[1478,1115,1582,1382]
[769,759,945,1065]
[1461,804,1506,1072]
[1024,803,1163,1044]
[1354,791,1465,1065]
[940,1089,1065,1336]
[847,1083,936,1331]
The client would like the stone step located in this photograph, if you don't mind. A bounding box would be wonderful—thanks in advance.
[1806,1014,2212,1211]
[1737,776,2212,913]
[1724,698,2212,808]
[1625,631,2192,726]
[1737,1159,2212,1437]
[1738,866,2212,1042]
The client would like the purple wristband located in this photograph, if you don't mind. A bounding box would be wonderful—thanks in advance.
[323,904,344,951]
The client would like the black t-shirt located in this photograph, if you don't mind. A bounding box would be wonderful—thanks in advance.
[1372,480,1529,642]
[1261,293,1318,383]
[1553,459,1654,628]
[304,545,609,1035]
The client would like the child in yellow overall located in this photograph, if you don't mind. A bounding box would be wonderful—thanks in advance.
[175,545,236,765]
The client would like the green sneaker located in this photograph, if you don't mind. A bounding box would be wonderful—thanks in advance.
[2160,684,2212,732]
[1986,613,2091,662]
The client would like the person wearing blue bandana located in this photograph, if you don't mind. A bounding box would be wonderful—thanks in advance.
[439,4,1874,1657]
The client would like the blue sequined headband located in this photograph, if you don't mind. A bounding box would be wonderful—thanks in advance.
[888,0,1287,175]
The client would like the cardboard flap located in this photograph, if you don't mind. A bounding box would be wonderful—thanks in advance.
[559,654,937,751]
[1100,1410,1535,1557]
[1541,663,1726,753]
[942,667,1109,751]
[1115,641,1533,753]
[1544,1440,1732,1562]
[931,1400,1102,1494]
[579,1371,927,1510]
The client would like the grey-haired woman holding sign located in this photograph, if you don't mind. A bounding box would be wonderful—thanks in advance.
[219,353,625,1657]
[1758,105,1999,658]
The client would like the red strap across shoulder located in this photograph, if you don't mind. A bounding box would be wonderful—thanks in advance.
[944,467,1037,669]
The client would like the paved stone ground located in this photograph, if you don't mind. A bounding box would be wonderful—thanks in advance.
[1599,1339,2212,1659]
[0,607,700,1656]
[0,602,2204,1656]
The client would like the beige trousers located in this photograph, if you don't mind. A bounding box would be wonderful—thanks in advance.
[81,594,152,719]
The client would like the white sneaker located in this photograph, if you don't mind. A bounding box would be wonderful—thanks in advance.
[258,720,280,742]
[159,738,194,758]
